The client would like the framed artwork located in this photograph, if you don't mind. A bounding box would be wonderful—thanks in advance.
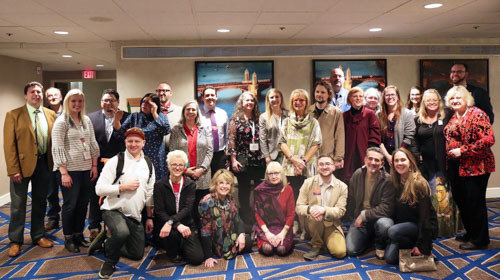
[313,59,387,92]
[420,59,489,98]
[195,61,274,117]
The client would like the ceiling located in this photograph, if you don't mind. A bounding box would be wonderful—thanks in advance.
[0,0,498,71]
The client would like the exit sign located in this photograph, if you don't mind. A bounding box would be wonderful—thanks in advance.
[82,70,96,79]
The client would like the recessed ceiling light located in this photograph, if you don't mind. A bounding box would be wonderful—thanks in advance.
[89,16,113,22]
[424,3,443,9]
[217,28,230,33]
[369,28,382,32]
[53,31,69,35]
[61,54,72,58]
[96,64,104,67]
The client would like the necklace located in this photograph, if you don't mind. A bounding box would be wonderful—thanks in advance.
[215,198,230,211]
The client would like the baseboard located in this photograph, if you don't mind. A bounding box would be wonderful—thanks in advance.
[486,187,500,198]
[0,193,10,206]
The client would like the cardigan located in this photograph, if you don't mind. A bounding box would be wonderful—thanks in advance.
[309,104,345,162]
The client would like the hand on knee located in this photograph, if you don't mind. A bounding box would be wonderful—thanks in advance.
[259,243,274,256]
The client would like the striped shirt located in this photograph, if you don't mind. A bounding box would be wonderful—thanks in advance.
[51,115,100,171]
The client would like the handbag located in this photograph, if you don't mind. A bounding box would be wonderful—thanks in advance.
[399,249,437,273]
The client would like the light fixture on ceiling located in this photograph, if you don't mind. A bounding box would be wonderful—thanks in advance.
[62,54,72,58]
[89,16,113,22]
[369,28,382,32]
[53,31,69,35]
[217,28,230,33]
[424,3,443,9]
[96,64,104,67]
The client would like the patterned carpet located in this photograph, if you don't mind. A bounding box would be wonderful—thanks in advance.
[0,197,498,279]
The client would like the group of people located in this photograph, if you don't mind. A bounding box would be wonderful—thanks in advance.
[3,62,494,278]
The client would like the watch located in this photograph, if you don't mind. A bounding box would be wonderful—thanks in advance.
[167,220,173,225]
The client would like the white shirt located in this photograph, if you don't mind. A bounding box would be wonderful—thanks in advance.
[96,150,155,222]
[200,105,229,152]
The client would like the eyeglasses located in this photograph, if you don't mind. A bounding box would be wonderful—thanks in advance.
[424,99,439,104]
[450,70,465,74]
[318,162,333,168]
[156,89,171,93]
[293,98,306,103]
[102,99,117,103]
[385,94,397,98]
[268,172,280,177]
[169,163,184,168]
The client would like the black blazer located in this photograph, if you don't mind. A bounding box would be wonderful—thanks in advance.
[467,84,494,124]
[154,175,196,230]
[88,110,130,161]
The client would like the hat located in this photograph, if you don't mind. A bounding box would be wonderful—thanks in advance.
[125,127,145,140]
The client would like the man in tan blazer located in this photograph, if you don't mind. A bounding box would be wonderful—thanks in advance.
[3,81,56,257]
[296,154,347,261]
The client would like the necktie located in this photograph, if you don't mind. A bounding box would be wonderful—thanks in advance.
[210,110,219,152]
[34,109,46,154]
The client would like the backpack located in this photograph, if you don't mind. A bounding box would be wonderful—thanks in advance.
[112,152,153,185]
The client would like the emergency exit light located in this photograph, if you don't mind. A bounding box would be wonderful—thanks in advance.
[82,70,96,79]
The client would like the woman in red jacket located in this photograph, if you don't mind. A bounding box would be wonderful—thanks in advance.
[342,87,381,182]
[443,85,494,250]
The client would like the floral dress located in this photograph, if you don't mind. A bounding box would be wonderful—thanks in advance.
[228,116,263,166]
[199,193,245,260]
[116,112,170,180]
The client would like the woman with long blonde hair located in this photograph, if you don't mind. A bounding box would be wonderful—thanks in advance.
[383,148,437,264]
[259,89,288,165]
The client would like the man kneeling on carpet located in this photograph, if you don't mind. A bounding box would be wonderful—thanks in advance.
[93,127,155,279]
[296,155,348,261]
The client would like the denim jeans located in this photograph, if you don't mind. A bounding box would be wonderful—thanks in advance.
[385,222,418,264]
[346,217,394,257]
[57,170,91,237]
[102,210,145,265]
[46,171,61,223]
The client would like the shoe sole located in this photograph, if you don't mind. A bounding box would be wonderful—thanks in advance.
[88,230,107,256]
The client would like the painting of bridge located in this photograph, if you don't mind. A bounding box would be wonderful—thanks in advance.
[196,61,274,116]
[420,59,488,98]
[313,59,387,92]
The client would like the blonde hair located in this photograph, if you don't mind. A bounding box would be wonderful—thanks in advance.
[378,85,404,135]
[62,89,87,128]
[209,169,235,193]
[289,89,310,114]
[417,89,445,124]
[264,88,286,129]
[179,100,201,126]
[346,87,365,107]
[444,85,474,108]
[390,148,430,206]
[264,161,288,186]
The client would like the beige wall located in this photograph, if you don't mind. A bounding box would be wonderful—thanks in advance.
[0,55,43,198]
[116,54,500,189]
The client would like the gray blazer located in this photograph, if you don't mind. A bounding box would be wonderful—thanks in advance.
[394,108,416,148]
[169,124,213,190]
[259,109,289,160]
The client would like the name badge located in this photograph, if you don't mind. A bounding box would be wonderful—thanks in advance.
[83,150,91,160]
[249,143,259,151]
[312,189,321,196]
[438,120,443,126]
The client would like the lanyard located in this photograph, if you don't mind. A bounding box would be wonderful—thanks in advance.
[244,115,256,143]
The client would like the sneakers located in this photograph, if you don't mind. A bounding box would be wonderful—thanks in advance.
[375,249,385,259]
[304,247,321,261]
[98,262,115,279]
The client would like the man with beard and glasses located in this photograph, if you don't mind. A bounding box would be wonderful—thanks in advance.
[450,63,493,123]
[296,155,347,261]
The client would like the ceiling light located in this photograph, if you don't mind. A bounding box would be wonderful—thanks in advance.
[424,3,443,9]
[96,64,104,67]
[62,54,72,58]
[217,28,230,33]
[53,31,69,35]
[369,28,382,32]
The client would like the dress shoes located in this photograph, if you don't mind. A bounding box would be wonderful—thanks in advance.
[459,242,488,251]
[45,221,59,232]
[455,234,469,243]
[36,237,54,248]
[74,234,90,247]
[8,244,21,257]
[65,238,80,253]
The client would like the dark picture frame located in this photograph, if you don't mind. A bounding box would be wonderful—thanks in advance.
[313,59,387,93]
[195,61,274,117]
[419,59,489,98]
